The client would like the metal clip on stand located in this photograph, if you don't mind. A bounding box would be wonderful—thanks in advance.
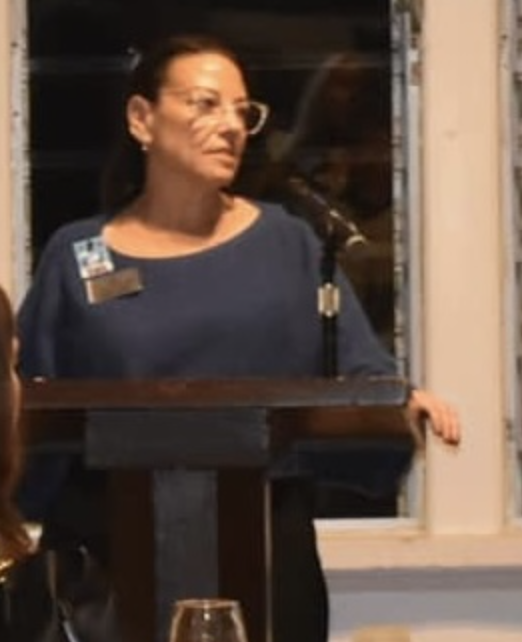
[318,232,341,378]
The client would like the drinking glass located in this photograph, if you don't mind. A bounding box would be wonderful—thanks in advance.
[169,599,249,642]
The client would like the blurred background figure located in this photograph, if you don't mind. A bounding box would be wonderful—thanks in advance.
[256,50,395,349]
[0,284,32,564]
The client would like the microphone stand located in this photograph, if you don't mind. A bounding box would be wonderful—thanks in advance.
[285,176,368,378]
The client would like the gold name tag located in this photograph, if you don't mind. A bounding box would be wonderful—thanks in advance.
[85,267,144,304]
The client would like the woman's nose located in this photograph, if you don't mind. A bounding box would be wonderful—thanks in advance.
[218,104,246,133]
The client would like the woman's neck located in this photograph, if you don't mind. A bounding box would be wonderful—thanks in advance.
[128,187,229,236]
[104,189,259,258]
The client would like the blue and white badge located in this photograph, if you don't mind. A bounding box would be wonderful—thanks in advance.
[73,236,114,280]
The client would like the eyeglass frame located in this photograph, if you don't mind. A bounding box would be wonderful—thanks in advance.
[158,85,270,136]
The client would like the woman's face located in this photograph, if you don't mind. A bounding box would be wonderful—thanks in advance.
[128,52,250,189]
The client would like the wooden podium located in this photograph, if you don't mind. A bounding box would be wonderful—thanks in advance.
[22,376,418,642]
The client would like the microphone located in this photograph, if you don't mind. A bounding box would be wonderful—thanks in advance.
[286,176,368,251]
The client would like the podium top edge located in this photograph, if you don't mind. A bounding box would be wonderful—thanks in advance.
[21,376,410,411]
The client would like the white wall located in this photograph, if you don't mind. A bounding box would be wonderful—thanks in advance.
[0,0,28,304]
[0,0,14,293]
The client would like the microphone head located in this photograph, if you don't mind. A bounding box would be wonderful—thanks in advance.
[286,175,369,254]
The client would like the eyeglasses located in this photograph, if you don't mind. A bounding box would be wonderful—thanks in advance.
[162,86,270,136]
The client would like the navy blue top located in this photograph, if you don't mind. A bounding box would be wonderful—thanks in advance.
[17,201,406,508]
[18,201,396,380]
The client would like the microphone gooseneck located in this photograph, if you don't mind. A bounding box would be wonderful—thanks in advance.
[286,176,368,250]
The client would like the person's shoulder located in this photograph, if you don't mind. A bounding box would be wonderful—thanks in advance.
[39,214,106,259]
[255,199,291,220]
[254,198,319,245]
[34,214,108,271]
[255,199,312,232]
[45,214,106,247]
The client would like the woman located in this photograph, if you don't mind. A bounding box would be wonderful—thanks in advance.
[0,285,31,566]
[17,34,460,642]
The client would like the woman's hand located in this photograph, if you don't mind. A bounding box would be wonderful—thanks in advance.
[408,388,461,446]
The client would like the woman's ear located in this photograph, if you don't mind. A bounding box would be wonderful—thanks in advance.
[127,94,153,150]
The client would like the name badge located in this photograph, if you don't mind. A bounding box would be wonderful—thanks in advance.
[73,236,144,304]
[85,268,144,304]
[73,236,115,279]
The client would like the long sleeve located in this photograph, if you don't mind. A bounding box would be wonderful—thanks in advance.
[336,271,397,376]
[18,234,67,379]
[16,227,82,522]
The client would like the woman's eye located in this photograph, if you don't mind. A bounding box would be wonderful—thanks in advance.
[193,96,219,114]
